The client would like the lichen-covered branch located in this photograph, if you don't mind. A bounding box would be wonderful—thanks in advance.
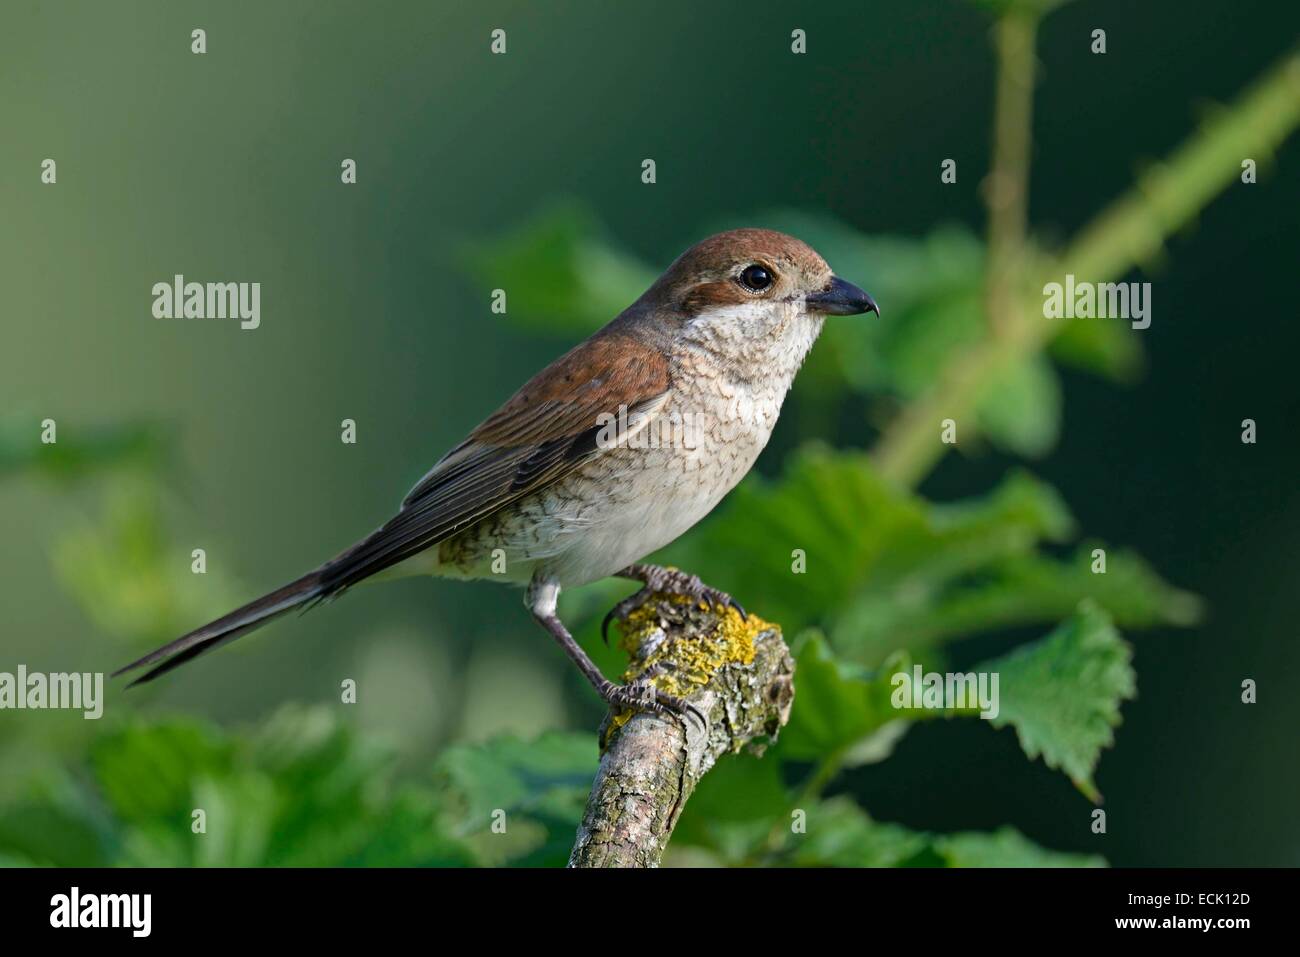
[568,594,794,868]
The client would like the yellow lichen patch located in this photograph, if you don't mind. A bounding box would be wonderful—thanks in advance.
[606,710,635,736]
[603,596,773,736]
[615,594,697,657]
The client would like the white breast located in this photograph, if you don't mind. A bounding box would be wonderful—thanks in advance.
[529,302,825,585]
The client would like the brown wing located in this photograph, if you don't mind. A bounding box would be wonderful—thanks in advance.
[312,331,671,596]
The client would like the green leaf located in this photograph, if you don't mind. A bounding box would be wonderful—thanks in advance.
[933,827,1106,867]
[649,443,1194,671]
[831,543,1202,660]
[0,802,109,867]
[975,353,1063,457]
[1049,314,1144,382]
[778,632,911,762]
[664,446,1079,652]
[668,753,791,860]
[242,706,395,867]
[679,751,790,824]
[70,707,481,867]
[786,797,1102,867]
[6,707,602,868]
[432,731,598,867]
[49,477,246,647]
[0,413,174,482]
[188,771,277,867]
[978,603,1137,801]
[788,798,932,867]
[459,203,656,336]
[90,717,234,825]
[350,787,479,867]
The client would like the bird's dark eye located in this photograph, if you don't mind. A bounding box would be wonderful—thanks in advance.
[738,264,773,292]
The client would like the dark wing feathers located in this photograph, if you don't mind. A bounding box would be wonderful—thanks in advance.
[114,331,671,683]
[317,333,671,595]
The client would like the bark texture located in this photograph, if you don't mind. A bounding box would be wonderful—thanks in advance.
[568,593,794,868]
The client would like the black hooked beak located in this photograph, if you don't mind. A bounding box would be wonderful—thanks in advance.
[807,276,880,317]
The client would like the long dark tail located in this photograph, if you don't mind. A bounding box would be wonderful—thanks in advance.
[112,570,325,687]
[114,472,469,687]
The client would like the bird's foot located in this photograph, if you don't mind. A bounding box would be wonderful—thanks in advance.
[602,564,746,644]
[598,676,706,729]
[601,586,655,645]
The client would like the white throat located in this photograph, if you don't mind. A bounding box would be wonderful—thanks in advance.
[681,300,825,387]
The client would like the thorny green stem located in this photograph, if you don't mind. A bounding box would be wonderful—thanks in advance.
[872,42,1300,489]
[985,10,1039,339]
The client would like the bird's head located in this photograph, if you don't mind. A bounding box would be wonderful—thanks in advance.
[638,228,879,335]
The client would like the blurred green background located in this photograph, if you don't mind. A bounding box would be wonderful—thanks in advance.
[1,0,1297,866]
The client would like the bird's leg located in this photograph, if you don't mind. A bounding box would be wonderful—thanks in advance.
[526,575,705,727]
[601,563,746,644]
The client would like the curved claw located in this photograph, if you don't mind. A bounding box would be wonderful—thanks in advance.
[601,589,648,646]
[718,593,747,621]
[648,692,708,731]
[602,681,707,733]
[690,584,745,622]
[685,702,708,728]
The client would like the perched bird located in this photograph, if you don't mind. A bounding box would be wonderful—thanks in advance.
[115,229,878,721]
